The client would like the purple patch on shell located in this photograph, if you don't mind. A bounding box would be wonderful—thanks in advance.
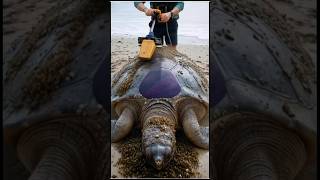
[139,69,181,98]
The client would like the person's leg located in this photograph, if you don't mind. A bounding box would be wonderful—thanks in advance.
[164,20,178,49]
[150,21,164,45]
[153,31,164,45]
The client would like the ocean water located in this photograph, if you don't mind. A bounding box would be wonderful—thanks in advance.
[111,1,209,45]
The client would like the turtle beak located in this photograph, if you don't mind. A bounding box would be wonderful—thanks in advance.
[145,144,173,170]
[154,156,164,170]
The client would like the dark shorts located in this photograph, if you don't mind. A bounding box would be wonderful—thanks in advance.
[149,20,178,46]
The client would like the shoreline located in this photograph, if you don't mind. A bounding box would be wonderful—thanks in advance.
[112,33,209,46]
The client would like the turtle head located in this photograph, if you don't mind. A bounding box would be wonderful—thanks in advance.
[143,125,176,170]
[141,100,177,170]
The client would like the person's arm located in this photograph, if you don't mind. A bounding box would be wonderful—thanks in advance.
[134,2,147,12]
[134,1,155,16]
[159,2,184,23]
[171,2,184,16]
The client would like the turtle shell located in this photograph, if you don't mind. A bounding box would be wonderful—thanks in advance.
[3,4,108,138]
[211,0,316,164]
[111,48,209,125]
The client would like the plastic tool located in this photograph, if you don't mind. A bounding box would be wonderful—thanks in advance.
[138,10,163,61]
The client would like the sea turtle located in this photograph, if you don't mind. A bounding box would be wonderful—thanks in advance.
[111,47,209,170]
[210,0,317,179]
[3,0,109,180]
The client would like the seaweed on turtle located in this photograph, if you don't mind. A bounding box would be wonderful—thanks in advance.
[14,0,105,109]
[112,47,208,97]
[114,58,144,96]
[217,0,315,92]
[3,1,110,180]
[115,129,200,178]
[154,47,209,92]
[111,46,209,171]
[210,1,317,179]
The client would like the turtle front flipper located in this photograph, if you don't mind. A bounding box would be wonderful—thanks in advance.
[111,107,136,142]
[181,108,209,149]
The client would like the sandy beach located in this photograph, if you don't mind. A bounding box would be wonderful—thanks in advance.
[111,35,209,79]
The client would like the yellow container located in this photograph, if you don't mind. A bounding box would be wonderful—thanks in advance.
[138,40,156,61]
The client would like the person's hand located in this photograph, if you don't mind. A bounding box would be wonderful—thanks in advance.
[144,8,157,16]
[159,12,171,23]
